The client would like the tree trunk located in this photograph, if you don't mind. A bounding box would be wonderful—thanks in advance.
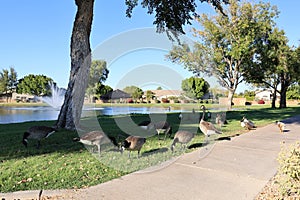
[227,89,235,109]
[271,89,277,108]
[280,86,288,109]
[55,0,94,130]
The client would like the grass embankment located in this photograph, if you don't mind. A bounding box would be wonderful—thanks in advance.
[1,105,300,193]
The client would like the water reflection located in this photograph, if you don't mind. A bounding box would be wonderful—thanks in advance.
[0,106,59,124]
[0,106,183,124]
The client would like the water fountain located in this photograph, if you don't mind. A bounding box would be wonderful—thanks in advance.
[39,83,65,109]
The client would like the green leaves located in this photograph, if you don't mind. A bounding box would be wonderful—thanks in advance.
[123,85,143,100]
[86,60,109,101]
[181,77,210,99]
[0,67,17,96]
[16,74,53,96]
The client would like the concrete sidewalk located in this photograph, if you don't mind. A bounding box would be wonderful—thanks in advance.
[2,115,300,200]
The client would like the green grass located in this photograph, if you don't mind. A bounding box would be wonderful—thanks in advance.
[1,105,300,193]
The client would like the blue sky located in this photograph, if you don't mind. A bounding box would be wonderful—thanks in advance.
[0,1,299,93]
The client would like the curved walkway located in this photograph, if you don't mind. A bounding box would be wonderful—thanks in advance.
[2,115,300,200]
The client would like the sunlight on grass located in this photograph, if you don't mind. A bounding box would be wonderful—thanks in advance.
[1,105,300,193]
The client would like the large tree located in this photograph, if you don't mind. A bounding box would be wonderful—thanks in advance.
[56,0,229,130]
[0,67,18,102]
[17,74,53,96]
[279,46,300,108]
[123,85,143,102]
[86,60,109,102]
[181,76,209,99]
[244,27,300,108]
[243,28,287,108]
[167,1,278,108]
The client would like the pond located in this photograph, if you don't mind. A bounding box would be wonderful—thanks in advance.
[0,105,184,124]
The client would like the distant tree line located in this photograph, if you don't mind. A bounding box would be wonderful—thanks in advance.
[0,60,110,102]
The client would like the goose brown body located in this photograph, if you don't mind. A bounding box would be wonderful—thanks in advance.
[121,136,146,158]
[148,121,172,140]
[74,131,117,155]
[170,130,194,152]
[199,105,222,142]
[215,113,228,127]
[22,126,57,148]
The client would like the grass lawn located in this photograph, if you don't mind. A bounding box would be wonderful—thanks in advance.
[1,105,300,193]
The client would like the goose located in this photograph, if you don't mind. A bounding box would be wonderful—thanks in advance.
[275,121,285,133]
[150,121,172,140]
[120,136,146,158]
[178,113,183,120]
[241,116,256,130]
[22,126,57,148]
[199,105,222,143]
[73,131,117,155]
[170,130,195,152]
[215,113,225,127]
[216,113,228,127]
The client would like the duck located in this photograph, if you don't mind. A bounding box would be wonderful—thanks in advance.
[199,105,222,143]
[22,126,57,148]
[275,121,285,133]
[241,116,256,130]
[120,135,146,158]
[73,131,117,155]
[170,130,195,152]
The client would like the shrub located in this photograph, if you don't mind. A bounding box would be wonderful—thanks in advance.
[127,99,134,103]
[258,99,265,104]
[245,102,252,106]
[161,98,169,103]
[277,142,300,198]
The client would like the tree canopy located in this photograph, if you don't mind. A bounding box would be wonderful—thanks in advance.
[56,0,231,130]
[17,74,53,96]
[126,0,229,36]
[181,77,209,99]
[167,0,279,107]
[0,67,18,96]
[86,60,109,101]
[123,85,143,101]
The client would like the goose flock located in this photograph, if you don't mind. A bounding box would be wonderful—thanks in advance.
[22,104,285,158]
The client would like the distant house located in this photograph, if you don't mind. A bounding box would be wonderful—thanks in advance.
[100,89,131,103]
[150,90,183,101]
[255,90,280,101]
[11,92,38,103]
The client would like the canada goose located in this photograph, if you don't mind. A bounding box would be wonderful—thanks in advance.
[22,126,57,148]
[170,130,195,152]
[275,121,285,133]
[241,116,256,130]
[215,113,228,127]
[73,131,117,155]
[149,121,172,140]
[120,136,146,158]
[199,105,222,143]
[178,113,183,120]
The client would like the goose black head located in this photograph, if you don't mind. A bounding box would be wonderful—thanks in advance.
[22,131,30,147]
[120,140,131,154]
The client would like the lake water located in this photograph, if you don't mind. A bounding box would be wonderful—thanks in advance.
[0,106,183,124]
